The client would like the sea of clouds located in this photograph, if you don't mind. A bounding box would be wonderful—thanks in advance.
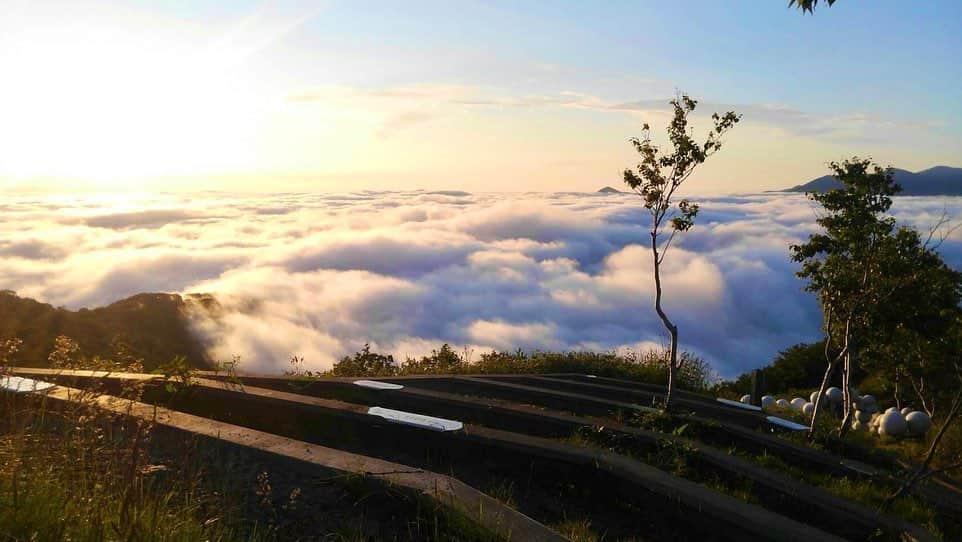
[2,190,961,378]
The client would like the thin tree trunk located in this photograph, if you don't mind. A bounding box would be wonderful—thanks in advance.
[838,346,854,437]
[894,367,902,410]
[838,265,869,437]
[809,361,838,439]
[909,374,934,417]
[651,230,679,411]
[809,358,841,437]
[810,315,849,439]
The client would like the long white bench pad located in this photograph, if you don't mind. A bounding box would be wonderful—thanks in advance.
[0,375,57,394]
[367,406,463,432]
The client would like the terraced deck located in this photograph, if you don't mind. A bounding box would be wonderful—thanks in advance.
[8,367,960,541]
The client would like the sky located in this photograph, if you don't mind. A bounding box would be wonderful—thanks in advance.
[1,0,960,193]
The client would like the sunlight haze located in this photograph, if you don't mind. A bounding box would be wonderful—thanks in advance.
[2,0,960,193]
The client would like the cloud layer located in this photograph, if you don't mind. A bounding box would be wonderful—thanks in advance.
[3,190,961,378]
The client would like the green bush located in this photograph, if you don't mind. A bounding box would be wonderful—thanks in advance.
[330,344,399,377]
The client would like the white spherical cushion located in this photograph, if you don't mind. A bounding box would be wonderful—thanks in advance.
[900,407,914,416]
[879,411,908,437]
[810,391,821,404]
[761,395,775,408]
[826,387,843,403]
[905,411,933,436]
[802,402,815,416]
[740,394,752,404]
[776,398,790,408]
[885,406,899,414]
[791,397,807,410]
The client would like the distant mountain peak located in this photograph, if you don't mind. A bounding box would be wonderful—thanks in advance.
[782,166,962,196]
[597,186,625,194]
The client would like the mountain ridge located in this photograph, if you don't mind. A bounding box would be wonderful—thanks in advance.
[782,165,962,195]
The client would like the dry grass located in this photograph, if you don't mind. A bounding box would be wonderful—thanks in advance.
[0,394,261,541]
[0,335,259,541]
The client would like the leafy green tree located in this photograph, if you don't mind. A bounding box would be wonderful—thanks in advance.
[789,158,962,437]
[623,94,739,410]
[862,226,962,416]
[791,158,901,434]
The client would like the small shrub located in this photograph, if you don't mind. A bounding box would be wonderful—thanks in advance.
[331,344,399,377]
[401,344,464,375]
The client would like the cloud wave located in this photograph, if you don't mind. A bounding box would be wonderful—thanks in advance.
[2,190,960,378]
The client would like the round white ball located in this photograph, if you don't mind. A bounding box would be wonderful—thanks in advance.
[791,397,807,410]
[905,411,932,436]
[803,402,815,416]
[879,411,908,437]
[861,395,877,407]
[761,395,775,408]
[740,394,752,404]
[826,387,843,403]
[900,407,914,416]
[776,398,790,408]
[885,406,899,414]
[810,391,821,404]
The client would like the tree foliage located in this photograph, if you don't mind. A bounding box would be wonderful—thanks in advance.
[791,158,901,433]
[864,229,962,416]
[623,93,739,409]
[789,0,837,13]
[723,341,831,393]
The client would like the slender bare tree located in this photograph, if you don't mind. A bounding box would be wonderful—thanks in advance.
[623,94,739,410]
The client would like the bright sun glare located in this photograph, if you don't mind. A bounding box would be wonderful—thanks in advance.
[0,12,267,186]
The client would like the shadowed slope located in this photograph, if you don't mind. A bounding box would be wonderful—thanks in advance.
[0,290,212,369]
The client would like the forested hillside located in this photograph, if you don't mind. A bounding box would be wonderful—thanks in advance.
[0,290,211,370]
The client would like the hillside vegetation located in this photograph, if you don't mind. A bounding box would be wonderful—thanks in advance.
[322,343,716,392]
[0,291,211,371]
